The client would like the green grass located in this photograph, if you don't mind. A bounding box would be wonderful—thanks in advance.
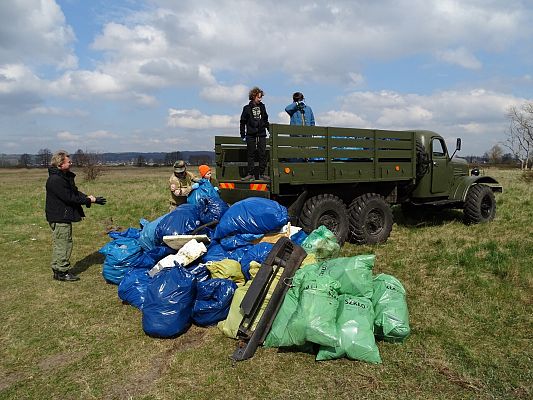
[0,167,531,399]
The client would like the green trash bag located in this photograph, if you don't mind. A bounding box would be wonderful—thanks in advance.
[301,225,340,261]
[285,274,341,347]
[264,264,320,348]
[316,295,382,363]
[263,285,300,347]
[372,273,410,343]
[317,255,375,298]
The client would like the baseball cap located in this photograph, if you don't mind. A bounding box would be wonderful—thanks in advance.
[173,160,186,173]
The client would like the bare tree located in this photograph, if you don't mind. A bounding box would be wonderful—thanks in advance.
[37,148,52,167]
[504,102,533,170]
[72,149,104,181]
[485,144,503,165]
[18,153,32,168]
[136,155,146,167]
[72,149,86,167]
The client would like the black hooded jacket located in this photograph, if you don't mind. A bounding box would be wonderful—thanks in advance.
[45,167,91,223]
[240,101,269,138]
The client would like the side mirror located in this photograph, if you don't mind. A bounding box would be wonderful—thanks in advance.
[450,138,461,159]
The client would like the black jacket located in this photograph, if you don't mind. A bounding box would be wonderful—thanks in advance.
[45,167,91,223]
[240,101,269,138]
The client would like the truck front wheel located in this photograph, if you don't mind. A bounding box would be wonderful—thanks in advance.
[463,184,496,224]
[349,193,393,244]
[299,194,349,245]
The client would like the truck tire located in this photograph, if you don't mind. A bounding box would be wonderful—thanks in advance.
[463,184,496,224]
[299,194,349,245]
[348,193,393,244]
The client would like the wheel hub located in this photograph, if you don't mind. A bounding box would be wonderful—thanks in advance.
[318,212,339,233]
[365,209,384,235]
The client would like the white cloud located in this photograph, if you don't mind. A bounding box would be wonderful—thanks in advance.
[436,47,482,69]
[57,131,80,140]
[28,106,87,117]
[200,83,248,103]
[0,64,43,93]
[318,111,368,127]
[377,106,433,126]
[86,130,119,139]
[167,108,239,129]
[0,0,77,69]
[277,111,290,124]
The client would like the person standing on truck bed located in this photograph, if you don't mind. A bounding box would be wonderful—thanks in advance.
[240,86,270,181]
[285,91,315,126]
[169,160,199,210]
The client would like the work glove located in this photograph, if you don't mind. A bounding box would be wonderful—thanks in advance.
[95,196,107,205]
[214,187,219,191]
[191,183,199,190]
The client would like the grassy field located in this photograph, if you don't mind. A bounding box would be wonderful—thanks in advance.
[0,166,531,400]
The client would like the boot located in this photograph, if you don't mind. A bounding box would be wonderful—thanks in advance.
[53,270,80,282]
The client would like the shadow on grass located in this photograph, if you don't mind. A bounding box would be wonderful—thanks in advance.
[392,205,465,227]
[71,251,105,275]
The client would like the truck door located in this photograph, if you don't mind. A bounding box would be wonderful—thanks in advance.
[430,137,449,194]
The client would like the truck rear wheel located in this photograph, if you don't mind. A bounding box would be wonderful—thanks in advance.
[349,193,393,244]
[464,184,496,224]
[299,194,349,245]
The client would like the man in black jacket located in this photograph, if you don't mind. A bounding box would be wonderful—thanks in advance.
[45,150,106,281]
[240,86,269,181]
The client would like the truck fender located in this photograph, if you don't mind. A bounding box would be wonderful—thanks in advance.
[287,190,308,223]
[450,176,502,202]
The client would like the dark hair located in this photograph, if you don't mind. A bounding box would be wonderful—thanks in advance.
[293,92,304,102]
[249,87,264,101]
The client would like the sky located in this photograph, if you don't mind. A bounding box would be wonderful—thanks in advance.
[0,0,532,156]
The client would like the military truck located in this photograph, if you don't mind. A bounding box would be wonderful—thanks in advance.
[215,123,502,245]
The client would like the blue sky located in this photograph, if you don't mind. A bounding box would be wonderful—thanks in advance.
[1,0,532,155]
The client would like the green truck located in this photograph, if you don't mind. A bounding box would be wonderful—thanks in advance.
[215,123,502,245]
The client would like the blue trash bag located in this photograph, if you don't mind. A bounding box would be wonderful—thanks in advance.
[186,263,210,283]
[197,196,230,226]
[142,266,197,338]
[220,233,262,251]
[290,229,308,245]
[99,237,144,284]
[192,278,238,326]
[187,179,220,205]
[118,268,151,309]
[213,197,289,240]
[108,227,141,240]
[239,242,274,280]
[154,204,201,246]
[139,215,167,251]
[133,245,175,270]
[202,242,253,264]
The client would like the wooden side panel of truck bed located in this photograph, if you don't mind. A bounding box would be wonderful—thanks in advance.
[215,124,417,195]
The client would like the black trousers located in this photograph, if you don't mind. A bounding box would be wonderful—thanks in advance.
[246,135,267,175]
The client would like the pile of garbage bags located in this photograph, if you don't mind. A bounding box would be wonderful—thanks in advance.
[99,182,295,338]
[262,255,410,363]
[99,181,410,363]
